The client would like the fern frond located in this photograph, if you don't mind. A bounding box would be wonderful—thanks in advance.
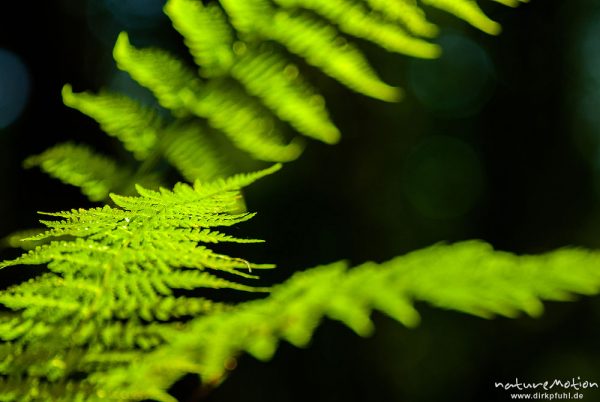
[492,0,528,6]
[96,241,600,397]
[361,0,439,38]
[0,167,279,397]
[164,0,236,77]
[115,33,303,161]
[114,32,202,114]
[0,376,97,402]
[231,49,340,144]
[167,0,340,145]
[1,229,46,250]
[191,162,281,195]
[218,0,273,35]
[422,0,502,35]
[32,0,522,194]
[217,0,401,101]
[62,85,161,160]
[261,10,403,101]
[180,80,305,161]
[24,143,129,202]
[271,0,441,58]
[161,122,229,182]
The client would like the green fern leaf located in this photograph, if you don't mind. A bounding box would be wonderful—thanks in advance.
[360,0,439,38]
[164,0,236,77]
[0,376,96,402]
[96,241,600,399]
[31,0,524,194]
[115,33,302,161]
[24,143,130,202]
[0,166,280,401]
[161,122,230,182]
[113,32,202,114]
[231,49,340,144]
[1,229,47,250]
[217,0,401,101]
[180,79,305,161]
[62,85,161,160]
[257,9,403,101]
[271,0,441,58]
[492,0,528,6]
[422,0,503,35]
[167,0,339,144]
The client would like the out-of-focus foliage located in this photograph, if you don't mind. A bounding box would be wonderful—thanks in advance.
[26,0,523,202]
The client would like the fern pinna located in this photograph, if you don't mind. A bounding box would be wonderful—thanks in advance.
[25,0,525,203]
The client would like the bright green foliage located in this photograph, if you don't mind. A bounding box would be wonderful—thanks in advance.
[114,33,303,162]
[161,122,230,183]
[62,85,160,160]
[231,49,340,144]
[1,228,47,250]
[180,78,305,162]
[28,0,523,200]
[23,141,164,202]
[113,33,202,115]
[85,241,600,401]
[270,0,441,57]
[164,0,235,78]
[0,166,280,402]
[422,0,502,35]
[3,162,600,400]
[24,143,130,202]
[362,0,439,38]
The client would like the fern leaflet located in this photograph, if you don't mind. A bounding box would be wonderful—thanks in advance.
[62,85,161,160]
[24,143,131,202]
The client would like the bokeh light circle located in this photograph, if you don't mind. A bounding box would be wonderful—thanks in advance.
[0,49,31,129]
[408,33,495,117]
[402,135,485,220]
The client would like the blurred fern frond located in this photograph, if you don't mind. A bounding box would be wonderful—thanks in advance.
[23,143,131,202]
[26,0,523,201]
[89,241,600,401]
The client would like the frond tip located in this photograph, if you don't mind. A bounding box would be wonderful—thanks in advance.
[62,85,161,160]
[0,166,281,400]
[24,143,130,202]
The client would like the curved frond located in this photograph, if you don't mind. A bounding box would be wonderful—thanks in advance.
[218,0,402,101]
[24,143,129,202]
[165,0,236,77]
[271,0,441,58]
[161,122,231,182]
[32,0,523,193]
[421,0,502,35]
[361,0,439,38]
[113,32,202,114]
[1,229,47,250]
[261,10,403,101]
[181,80,304,161]
[62,85,161,160]
[97,241,600,397]
[218,0,273,34]
[231,49,340,144]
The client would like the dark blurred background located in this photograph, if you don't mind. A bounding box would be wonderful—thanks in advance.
[1,1,599,401]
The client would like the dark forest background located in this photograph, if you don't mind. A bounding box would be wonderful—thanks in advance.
[1,1,599,401]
